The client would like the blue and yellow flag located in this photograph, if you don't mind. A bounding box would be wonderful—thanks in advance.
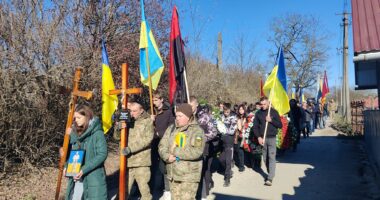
[291,88,296,99]
[263,47,290,116]
[299,88,306,104]
[175,132,186,148]
[102,41,118,134]
[139,0,164,90]
[317,78,323,103]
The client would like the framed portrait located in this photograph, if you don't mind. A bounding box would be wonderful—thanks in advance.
[65,149,85,177]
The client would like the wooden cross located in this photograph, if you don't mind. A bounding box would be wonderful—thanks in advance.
[55,67,93,200]
[109,63,142,200]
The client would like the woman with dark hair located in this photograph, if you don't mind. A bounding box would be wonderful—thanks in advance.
[64,105,108,200]
[234,104,247,172]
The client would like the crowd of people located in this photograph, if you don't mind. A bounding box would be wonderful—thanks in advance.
[62,92,335,200]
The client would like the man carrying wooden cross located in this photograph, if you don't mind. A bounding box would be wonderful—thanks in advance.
[120,98,154,200]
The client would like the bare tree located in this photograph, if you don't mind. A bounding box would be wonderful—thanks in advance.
[228,33,257,72]
[268,13,329,94]
[0,0,170,176]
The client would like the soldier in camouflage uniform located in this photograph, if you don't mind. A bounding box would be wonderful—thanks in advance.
[121,101,154,200]
[159,103,205,200]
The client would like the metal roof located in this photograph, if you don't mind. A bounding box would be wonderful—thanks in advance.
[352,0,380,54]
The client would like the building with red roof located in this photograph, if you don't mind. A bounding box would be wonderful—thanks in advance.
[352,0,380,93]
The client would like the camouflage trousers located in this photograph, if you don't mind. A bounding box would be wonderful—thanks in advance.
[169,180,198,200]
[128,167,152,200]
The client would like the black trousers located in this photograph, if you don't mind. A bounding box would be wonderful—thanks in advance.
[233,143,245,170]
[150,138,162,192]
[293,128,301,151]
[303,121,310,137]
[197,154,214,199]
[150,138,170,195]
[219,135,234,179]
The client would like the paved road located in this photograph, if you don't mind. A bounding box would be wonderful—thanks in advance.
[207,124,371,200]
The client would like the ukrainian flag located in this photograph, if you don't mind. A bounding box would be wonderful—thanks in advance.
[291,88,296,99]
[139,0,164,90]
[300,88,306,104]
[263,47,290,116]
[102,41,118,134]
[317,78,323,103]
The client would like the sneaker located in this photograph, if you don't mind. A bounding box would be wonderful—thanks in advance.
[223,179,231,187]
[225,172,233,179]
[239,167,245,172]
[264,179,272,186]
[159,191,171,200]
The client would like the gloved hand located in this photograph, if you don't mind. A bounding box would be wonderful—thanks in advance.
[120,147,131,156]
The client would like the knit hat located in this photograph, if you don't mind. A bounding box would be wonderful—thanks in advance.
[176,103,193,119]
[129,95,145,108]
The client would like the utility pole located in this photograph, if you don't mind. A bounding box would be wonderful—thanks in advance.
[335,79,338,105]
[338,76,342,113]
[217,32,222,69]
[339,76,342,114]
[342,12,351,122]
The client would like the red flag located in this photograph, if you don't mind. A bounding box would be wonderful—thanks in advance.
[260,77,265,97]
[322,71,329,97]
[169,6,187,105]
[321,70,329,104]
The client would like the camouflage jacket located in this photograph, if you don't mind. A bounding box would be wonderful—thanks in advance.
[197,109,217,142]
[158,120,205,183]
[221,113,238,136]
[127,112,154,168]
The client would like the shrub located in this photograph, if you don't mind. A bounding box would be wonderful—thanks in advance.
[331,116,356,136]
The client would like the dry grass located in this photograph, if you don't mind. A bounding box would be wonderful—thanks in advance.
[187,56,263,105]
[0,144,120,200]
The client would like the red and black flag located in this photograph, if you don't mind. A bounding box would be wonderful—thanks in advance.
[169,6,188,105]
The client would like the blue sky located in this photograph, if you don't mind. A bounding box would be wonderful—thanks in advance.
[172,0,354,88]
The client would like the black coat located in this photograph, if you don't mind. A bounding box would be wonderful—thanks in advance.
[304,107,313,122]
[290,106,304,130]
[154,103,175,139]
[252,108,282,138]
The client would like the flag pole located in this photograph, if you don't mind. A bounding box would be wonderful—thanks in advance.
[262,84,275,145]
[262,66,278,145]
[183,67,190,103]
[262,101,273,145]
[145,47,155,115]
